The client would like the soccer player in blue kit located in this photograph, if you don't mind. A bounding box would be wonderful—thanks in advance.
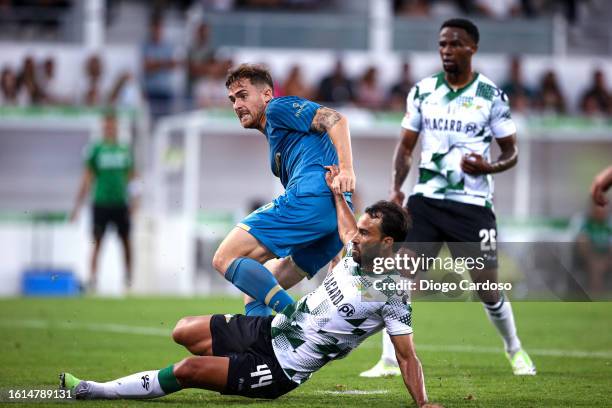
[212,64,356,316]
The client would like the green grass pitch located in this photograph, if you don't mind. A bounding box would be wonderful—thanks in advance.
[0,297,610,407]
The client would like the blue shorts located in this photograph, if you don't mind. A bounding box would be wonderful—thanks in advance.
[237,175,350,278]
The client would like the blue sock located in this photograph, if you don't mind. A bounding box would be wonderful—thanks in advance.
[225,257,293,313]
[245,300,272,316]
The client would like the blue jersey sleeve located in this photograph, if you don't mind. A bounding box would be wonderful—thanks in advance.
[266,96,321,133]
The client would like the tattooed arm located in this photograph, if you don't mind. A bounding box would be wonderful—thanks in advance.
[390,128,420,206]
[311,107,355,194]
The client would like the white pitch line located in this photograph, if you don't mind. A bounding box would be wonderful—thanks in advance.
[318,390,389,395]
[1,319,611,360]
[0,319,170,337]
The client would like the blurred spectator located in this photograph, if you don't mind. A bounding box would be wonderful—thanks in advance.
[561,0,579,24]
[475,0,522,19]
[428,0,470,16]
[108,71,140,109]
[575,201,611,295]
[236,0,322,10]
[355,66,385,110]
[199,0,235,12]
[194,57,233,108]
[394,0,539,18]
[535,70,566,114]
[186,22,217,106]
[394,0,430,16]
[19,55,44,105]
[142,15,181,118]
[81,54,104,106]
[279,65,312,99]
[388,60,414,111]
[0,66,26,106]
[77,55,103,106]
[579,69,611,116]
[581,94,605,118]
[39,56,67,104]
[77,54,137,108]
[236,0,282,9]
[316,59,354,106]
[501,56,535,113]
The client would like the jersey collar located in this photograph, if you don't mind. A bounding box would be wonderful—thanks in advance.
[435,71,480,101]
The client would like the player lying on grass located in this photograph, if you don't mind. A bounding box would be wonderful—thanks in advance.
[59,167,442,408]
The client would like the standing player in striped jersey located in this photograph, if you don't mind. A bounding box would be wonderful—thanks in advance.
[213,64,356,317]
[361,18,536,377]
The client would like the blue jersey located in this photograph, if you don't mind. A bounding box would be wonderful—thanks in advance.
[264,96,338,190]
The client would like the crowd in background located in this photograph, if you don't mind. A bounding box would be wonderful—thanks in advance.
[0,53,139,108]
[393,0,584,23]
[2,18,611,120]
[1,3,612,118]
[0,0,596,44]
[0,0,585,16]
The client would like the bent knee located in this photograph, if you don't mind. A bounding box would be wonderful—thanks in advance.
[172,316,207,346]
[212,250,234,276]
[172,317,192,345]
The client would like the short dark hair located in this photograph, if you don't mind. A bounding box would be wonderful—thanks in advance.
[440,18,479,45]
[364,200,411,243]
[225,63,274,92]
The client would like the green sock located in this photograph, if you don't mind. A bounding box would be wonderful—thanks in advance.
[158,364,183,394]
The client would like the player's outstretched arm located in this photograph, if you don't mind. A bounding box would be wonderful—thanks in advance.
[311,107,355,194]
[325,165,357,245]
[390,128,420,206]
[591,165,612,206]
[390,334,443,408]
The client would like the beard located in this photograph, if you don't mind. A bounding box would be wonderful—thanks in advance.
[353,243,383,272]
[240,105,265,129]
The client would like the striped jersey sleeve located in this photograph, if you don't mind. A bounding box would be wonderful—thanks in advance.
[400,85,423,132]
[382,298,413,336]
[489,90,516,138]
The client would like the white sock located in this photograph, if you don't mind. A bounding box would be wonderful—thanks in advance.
[483,294,522,354]
[86,370,166,399]
[381,329,398,366]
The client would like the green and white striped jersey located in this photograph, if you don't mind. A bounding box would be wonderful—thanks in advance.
[401,72,516,208]
[270,250,413,384]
